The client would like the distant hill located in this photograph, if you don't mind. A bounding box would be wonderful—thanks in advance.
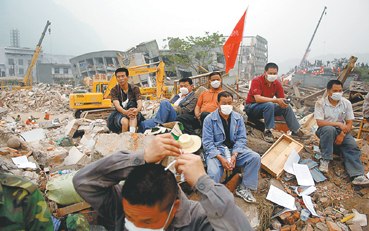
[278,53,369,74]
[0,0,104,56]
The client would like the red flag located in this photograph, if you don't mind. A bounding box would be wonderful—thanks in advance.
[223,9,247,73]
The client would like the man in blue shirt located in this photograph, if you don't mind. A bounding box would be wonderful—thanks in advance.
[202,91,261,203]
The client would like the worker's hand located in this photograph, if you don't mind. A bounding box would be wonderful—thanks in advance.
[230,153,237,168]
[128,108,139,115]
[334,132,345,145]
[144,133,182,163]
[195,113,201,121]
[337,123,350,134]
[175,154,206,187]
[275,98,288,109]
[217,155,233,171]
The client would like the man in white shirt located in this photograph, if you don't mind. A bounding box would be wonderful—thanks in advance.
[314,80,369,186]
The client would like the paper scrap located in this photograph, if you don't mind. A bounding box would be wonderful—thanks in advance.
[283,149,300,174]
[293,163,315,186]
[302,195,318,217]
[292,186,317,196]
[12,156,37,169]
[366,172,369,178]
[266,185,297,211]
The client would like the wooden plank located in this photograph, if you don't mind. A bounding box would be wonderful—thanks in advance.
[293,85,301,98]
[56,202,92,217]
[223,83,246,100]
[261,134,304,178]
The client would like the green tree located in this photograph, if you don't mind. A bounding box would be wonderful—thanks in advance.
[163,32,226,75]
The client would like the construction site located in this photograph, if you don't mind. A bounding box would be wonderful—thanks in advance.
[1,3,369,231]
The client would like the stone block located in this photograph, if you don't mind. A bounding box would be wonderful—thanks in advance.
[64,147,91,166]
[326,221,342,231]
[47,147,68,167]
[234,197,259,229]
[7,138,21,149]
[348,223,362,231]
[93,133,155,161]
[316,222,329,231]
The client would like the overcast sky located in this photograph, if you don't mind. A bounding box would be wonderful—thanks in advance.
[2,0,369,74]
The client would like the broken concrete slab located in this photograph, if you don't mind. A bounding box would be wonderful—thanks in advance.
[93,132,155,161]
[64,147,91,166]
[234,197,259,229]
[21,128,46,142]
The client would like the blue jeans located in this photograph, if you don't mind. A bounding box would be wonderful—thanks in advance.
[316,126,364,177]
[244,102,300,131]
[206,147,261,190]
[138,101,177,133]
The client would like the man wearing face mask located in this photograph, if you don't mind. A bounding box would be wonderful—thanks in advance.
[138,78,197,133]
[315,80,369,186]
[73,133,253,231]
[244,63,308,143]
[176,72,223,135]
[202,91,261,203]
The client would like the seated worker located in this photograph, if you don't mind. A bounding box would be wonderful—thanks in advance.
[202,91,261,203]
[26,116,32,125]
[363,93,369,121]
[0,173,54,230]
[176,72,223,135]
[244,62,307,142]
[138,77,197,133]
[315,80,369,186]
[73,133,253,231]
[108,67,145,133]
[44,110,50,120]
[15,115,21,122]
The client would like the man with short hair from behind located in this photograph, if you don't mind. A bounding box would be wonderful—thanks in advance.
[73,133,253,231]
[138,77,197,133]
[315,80,369,186]
[203,91,261,203]
[176,72,223,135]
[244,62,308,142]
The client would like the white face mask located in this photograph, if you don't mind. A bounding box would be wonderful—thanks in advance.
[220,105,233,115]
[124,202,174,231]
[330,92,343,101]
[266,74,278,82]
[211,80,221,88]
[179,87,189,95]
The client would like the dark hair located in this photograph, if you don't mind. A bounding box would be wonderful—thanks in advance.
[217,91,233,102]
[264,63,279,72]
[115,67,129,77]
[327,80,343,90]
[122,163,177,212]
[179,77,193,85]
[209,72,222,80]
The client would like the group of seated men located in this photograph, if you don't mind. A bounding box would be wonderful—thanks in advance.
[3,62,369,231]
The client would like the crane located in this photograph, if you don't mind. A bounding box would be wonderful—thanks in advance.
[299,6,327,66]
[14,20,51,89]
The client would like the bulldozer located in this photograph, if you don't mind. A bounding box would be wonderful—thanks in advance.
[69,61,174,120]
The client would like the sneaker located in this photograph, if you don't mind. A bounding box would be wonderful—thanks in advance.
[236,186,256,203]
[262,129,274,143]
[319,159,329,173]
[291,130,309,140]
[352,175,369,186]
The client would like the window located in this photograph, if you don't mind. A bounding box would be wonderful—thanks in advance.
[63,68,69,74]
[8,59,14,65]
[55,68,60,74]
[18,59,23,65]
[19,69,24,75]
[9,69,14,75]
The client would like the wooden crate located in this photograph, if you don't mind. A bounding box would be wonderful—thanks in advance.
[261,134,304,178]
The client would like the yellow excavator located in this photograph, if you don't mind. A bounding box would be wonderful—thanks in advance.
[69,61,173,119]
[13,20,51,90]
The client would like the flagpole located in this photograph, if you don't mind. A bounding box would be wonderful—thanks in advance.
[236,42,242,99]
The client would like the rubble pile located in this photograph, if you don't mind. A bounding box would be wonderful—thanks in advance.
[0,83,73,113]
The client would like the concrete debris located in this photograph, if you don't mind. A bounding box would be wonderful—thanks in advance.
[64,147,91,166]
[7,137,21,149]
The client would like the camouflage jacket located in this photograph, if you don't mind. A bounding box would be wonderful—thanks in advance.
[0,173,53,231]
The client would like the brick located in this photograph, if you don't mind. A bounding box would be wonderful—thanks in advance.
[290,224,296,231]
[225,173,242,194]
[56,202,91,217]
[302,223,314,231]
[47,147,53,151]
[286,211,300,225]
[326,221,342,231]
[280,211,292,220]
[281,226,291,231]
[0,149,9,155]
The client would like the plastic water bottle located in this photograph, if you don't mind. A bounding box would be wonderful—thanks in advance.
[300,209,311,221]
[224,147,231,163]
[59,170,71,175]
